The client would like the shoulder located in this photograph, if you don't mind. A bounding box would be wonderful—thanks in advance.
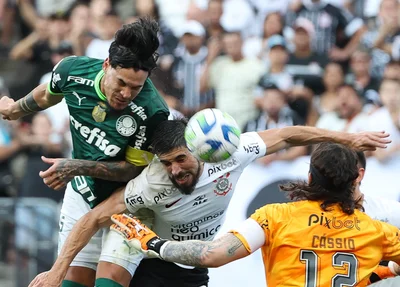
[145,160,173,188]
[136,79,169,116]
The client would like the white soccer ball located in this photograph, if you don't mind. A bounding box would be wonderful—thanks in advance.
[185,108,241,163]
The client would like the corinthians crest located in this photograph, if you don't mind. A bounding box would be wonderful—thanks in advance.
[213,172,232,196]
[92,102,108,122]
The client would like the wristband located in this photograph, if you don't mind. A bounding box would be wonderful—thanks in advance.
[147,237,169,254]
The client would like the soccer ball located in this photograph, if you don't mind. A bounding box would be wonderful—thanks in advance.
[185,108,241,163]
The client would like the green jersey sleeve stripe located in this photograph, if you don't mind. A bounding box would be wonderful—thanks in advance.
[47,82,63,95]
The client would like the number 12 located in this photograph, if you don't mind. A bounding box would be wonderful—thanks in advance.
[300,250,358,287]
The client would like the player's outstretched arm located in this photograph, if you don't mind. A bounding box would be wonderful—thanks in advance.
[0,83,63,121]
[39,156,144,190]
[111,215,250,268]
[257,126,391,155]
[28,187,126,287]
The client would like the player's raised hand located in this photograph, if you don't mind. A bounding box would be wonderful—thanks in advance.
[0,96,17,120]
[39,156,74,190]
[111,214,166,259]
[349,131,391,151]
[28,271,63,287]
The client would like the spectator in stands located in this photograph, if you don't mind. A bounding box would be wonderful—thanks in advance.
[316,84,368,132]
[383,60,400,81]
[286,17,328,95]
[318,62,344,114]
[361,0,398,79]
[286,0,365,61]
[244,82,306,165]
[243,12,288,61]
[204,0,224,40]
[346,49,380,101]
[170,20,214,117]
[39,41,73,158]
[66,1,92,56]
[0,82,18,198]
[258,35,293,94]
[85,9,122,59]
[369,78,400,164]
[200,31,265,129]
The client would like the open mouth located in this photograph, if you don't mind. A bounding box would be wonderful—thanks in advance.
[175,174,190,185]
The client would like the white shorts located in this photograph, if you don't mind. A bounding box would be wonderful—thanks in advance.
[58,183,144,276]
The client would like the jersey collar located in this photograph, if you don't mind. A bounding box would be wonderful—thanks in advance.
[94,70,107,101]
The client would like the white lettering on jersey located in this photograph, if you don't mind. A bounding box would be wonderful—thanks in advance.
[69,115,121,156]
[67,75,94,86]
[124,132,267,242]
[129,102,147,120]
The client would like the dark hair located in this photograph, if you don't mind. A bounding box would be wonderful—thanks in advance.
[356,151,366,169]
[151,119,188,155]
[108,17,159,74]
[280,143,360,214]
[338,84,363,99]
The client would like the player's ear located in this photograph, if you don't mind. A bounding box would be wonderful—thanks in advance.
[308,172,312,185]
[356,167,365,184]
[103,58,110,70]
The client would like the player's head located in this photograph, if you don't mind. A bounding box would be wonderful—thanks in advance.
[353,151,366,198]
[281,143,361,214]
[101,17,159,110]
[151,119,202,195]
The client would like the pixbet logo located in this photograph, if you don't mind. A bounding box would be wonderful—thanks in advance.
[153,187,178,204]
[207,158,238,176]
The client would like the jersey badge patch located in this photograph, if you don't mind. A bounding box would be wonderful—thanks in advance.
[92,102,107,122]
[213,172,232,196]
[116,115,137,137]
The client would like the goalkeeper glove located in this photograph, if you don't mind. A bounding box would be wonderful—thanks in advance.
[110,214,169,259]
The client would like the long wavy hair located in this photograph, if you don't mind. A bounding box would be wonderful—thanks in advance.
[280,143,361,214]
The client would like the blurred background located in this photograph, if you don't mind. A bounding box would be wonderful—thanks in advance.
[0,0,400,286]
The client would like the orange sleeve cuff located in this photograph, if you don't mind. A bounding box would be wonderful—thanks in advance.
[230,230,252,253]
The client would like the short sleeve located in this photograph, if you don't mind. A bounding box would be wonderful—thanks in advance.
[377,221,400,264]
[47,56,78,95]
[335,7,363,37]
[233,132,267,167]
[124,173,148,213]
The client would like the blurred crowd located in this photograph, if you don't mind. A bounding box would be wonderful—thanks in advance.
[1,0,400,268]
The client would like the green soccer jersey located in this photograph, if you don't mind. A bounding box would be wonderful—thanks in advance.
[47,56,169,207]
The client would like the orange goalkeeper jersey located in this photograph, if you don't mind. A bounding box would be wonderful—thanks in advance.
[248,200,400,287]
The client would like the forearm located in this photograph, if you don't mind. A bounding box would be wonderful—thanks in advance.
[161,234,245,268]
[199,64,211,94]
[9,32,38,60]
[161,240,214,268]
[279,126,352,147]
[51,214,101,279]
[66,159,144,182]
[18,0,38,29]
[12,83,60,119]
[343,27,366,56]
